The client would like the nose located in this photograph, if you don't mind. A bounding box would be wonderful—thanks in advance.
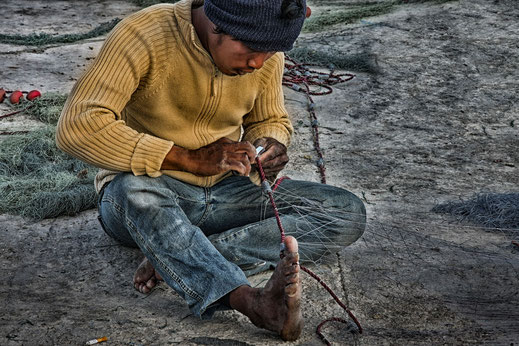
[247,53,272,70]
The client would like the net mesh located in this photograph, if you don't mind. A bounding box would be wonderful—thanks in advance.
[0,95,97,219]
[0,19,120,46]
[432,193,519,231]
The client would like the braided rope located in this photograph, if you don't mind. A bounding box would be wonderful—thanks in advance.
[255,57,360,343]
[283,55,354,183]
[255,157,363,343]
[0,106,33,120]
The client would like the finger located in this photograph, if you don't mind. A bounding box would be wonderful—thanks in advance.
[257,145,277,163]
[216,137,237,144]
[228,153,252,175]
[259,151,289,169]
[260,156,287,170]
[228,160,250,176]
[253,138,267,148]
[262,166,285,176]
[234,141,257,161]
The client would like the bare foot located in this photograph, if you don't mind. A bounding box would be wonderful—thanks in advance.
[133,258,163,294]
[230,236,303,341]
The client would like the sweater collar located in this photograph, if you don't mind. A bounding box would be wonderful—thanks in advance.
[175,0,209,58]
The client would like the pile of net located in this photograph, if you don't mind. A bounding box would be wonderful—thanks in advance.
[0,95,97,219]
[432,193,519,230]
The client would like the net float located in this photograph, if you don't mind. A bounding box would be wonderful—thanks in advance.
[9,90,23,104]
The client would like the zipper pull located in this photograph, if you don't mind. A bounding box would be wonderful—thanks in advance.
[211,75,215,96]
[211,69,218,97]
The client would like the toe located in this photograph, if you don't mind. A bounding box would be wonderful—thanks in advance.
[285,273,299,284]
[140,284,150,294]
[282,252,300,268]
[284,263,300,276]
[284,236,299,253]
[146,277,157,290]
[155,271,163,281]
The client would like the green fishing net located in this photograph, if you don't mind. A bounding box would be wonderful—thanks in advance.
[303,0,456,33]
[0,95,97,219]
[0,19,120,46]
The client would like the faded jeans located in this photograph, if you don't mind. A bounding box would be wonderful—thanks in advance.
[97,173,366,318]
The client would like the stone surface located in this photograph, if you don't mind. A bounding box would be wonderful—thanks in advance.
[1,0,518,345]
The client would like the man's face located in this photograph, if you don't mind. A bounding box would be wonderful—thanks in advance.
[208,33,275,76]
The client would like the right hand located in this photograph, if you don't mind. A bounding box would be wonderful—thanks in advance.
[161,137,256,176]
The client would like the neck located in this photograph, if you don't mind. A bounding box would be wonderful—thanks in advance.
[191,6,211,54]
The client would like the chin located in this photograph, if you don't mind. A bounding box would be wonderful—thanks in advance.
[222,70,240,77]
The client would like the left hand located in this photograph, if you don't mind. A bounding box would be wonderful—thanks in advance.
[253,137,289,180]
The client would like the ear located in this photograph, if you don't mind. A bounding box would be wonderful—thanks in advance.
[281,0,304,19]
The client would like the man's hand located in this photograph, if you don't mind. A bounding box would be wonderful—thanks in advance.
[253,137,289,180]
[161,137,256,176]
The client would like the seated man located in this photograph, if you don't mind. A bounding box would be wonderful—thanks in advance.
[57,0,366,341]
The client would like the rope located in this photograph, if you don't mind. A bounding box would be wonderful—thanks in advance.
[0,106,34,120]
[256,157,286,251]
[282,55,354,183]
[316,318,352,346]
[256,57,359,343]
[256,157,363,343]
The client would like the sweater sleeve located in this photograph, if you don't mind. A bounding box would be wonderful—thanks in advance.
[56,12,173,177]
[242,53,293,147]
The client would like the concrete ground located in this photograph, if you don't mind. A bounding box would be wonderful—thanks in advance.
[1,0,518,345]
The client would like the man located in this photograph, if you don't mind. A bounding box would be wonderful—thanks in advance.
[57,0,365,341]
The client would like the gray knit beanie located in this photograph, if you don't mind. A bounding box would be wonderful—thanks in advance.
[204,0,307,52]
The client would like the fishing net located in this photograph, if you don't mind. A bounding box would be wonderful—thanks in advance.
[302,0,456,33]
[256,184,519,343]
[0,1,180,47]
[0,19,120,46]
[432,193,519,231]
[288,47,378,73]
[0,95,97,219]
[20,94,69,124]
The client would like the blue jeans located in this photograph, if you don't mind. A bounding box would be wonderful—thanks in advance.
[97,173,366,318]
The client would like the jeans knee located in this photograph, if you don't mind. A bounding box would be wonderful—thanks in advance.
[348,193,366,240]
[109,173,173,211]
[328,188,366,243]
[110,173,150,198]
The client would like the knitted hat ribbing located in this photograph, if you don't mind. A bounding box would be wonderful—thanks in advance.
[204,0,306,52]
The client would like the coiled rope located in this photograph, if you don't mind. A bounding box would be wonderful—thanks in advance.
[282,55,354,183]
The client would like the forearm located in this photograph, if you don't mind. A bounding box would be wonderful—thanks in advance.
[161,145,190,171]
[161,138,256,177]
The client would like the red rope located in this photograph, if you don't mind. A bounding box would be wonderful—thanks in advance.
[316,317,351,346]
[283,56,355,184]
[0,105,33,119]
[301,266,363,334]
[272,176,289,192]
[256,57,360,343]
[255,157,363,343]
[256,156,286,249]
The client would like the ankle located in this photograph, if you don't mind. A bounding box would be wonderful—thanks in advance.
[229,285,256,315]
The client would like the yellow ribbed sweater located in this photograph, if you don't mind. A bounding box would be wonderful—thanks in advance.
[56,0,293,192]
